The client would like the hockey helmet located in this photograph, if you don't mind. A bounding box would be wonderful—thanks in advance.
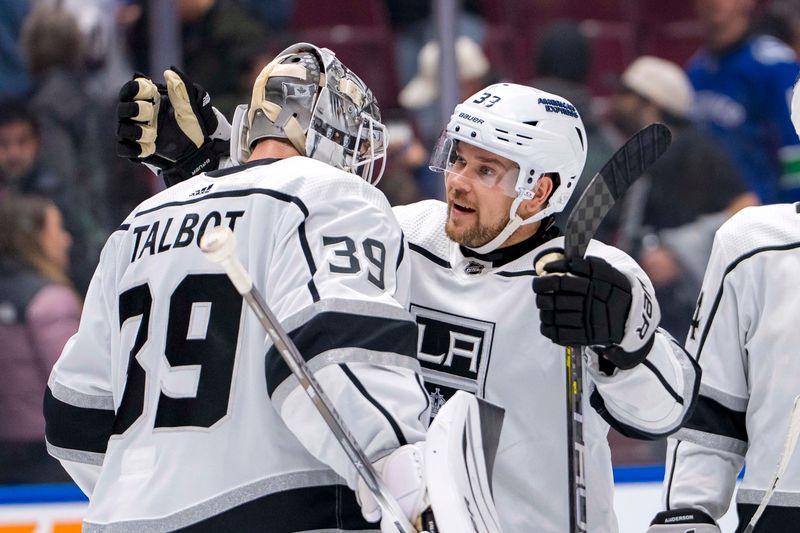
[430,83,587,252]
[238,42,387,184]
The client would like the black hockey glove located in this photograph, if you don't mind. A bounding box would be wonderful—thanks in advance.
[116,67,229,187]
[532,255,657,370]
[647,508,721,532]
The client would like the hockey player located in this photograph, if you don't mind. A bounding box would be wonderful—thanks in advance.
[119,77,701,531]
[647,82,800,533]
[44,43,431,531]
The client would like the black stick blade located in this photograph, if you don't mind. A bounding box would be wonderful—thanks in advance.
[564,123,672,259]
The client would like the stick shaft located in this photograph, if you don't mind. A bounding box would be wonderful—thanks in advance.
[208,238,415,533]
[743,395,800,532]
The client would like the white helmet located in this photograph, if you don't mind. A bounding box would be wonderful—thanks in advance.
[431,83,587,252]
[231,42,387,184]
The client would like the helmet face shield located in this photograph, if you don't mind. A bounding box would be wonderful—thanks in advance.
[429,134,519,197]
[306,85,387,184]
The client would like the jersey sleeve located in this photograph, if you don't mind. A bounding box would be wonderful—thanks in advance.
[584,241,701,439]
[661,226,747,519]
[43,231,124,497]
[262,184,428,489]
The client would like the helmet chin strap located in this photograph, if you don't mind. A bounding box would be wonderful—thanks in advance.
[465,192,551,254]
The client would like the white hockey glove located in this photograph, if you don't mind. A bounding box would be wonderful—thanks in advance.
[356,443,428,533]
[647,508,721,532]
[116,67,230,186]
[533,255,660,370]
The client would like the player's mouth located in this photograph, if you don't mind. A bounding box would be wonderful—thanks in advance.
[450,201,476,217]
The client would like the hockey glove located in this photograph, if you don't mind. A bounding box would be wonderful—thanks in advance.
[116,67,230,187]
[647,508,721,532]
[532,255,659,370]
[356,443,428,533]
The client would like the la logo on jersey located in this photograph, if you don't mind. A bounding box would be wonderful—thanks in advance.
[410,304,495,421]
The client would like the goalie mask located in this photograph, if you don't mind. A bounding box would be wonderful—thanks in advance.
[430,83,587,253]
[231,42,387,184]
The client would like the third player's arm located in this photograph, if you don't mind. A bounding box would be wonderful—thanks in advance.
[660,229,747,520]
[584,243,701,440]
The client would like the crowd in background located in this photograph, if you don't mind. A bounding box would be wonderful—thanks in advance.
[1,0,798,484]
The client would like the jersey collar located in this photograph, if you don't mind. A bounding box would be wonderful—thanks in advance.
[206,158,282,178]
[459,217,561,268]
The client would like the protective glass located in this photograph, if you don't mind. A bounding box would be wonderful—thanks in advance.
[429,134,519,197]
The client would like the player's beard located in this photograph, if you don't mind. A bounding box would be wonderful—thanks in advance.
[445,197,509,248]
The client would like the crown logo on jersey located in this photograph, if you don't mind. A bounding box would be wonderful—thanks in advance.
[429,388,447,419]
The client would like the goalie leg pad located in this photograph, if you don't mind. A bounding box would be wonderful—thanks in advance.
[425,390,505,533]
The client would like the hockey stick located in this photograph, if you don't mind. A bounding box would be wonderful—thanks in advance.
[200,226,423,533]
[742,395,800,533]
[538,123,672,532]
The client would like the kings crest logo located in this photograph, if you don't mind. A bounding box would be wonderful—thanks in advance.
[410,304,495,421]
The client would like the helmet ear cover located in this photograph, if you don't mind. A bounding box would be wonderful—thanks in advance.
[243,42,388,184]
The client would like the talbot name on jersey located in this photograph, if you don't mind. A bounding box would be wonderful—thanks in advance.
[130,210,245,263]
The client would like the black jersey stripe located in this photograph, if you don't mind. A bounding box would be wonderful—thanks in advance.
[684,394,748,443]
[135,187,308,218]
[409,242,451,268]
[665,440,681,510]
[117,223,130,231]
[84,483,373,532]
[265,311,418,396]
[736,502,800,532]
[642,359,684,405]
[339,364,408,447]
[43,387,115,455]
[396,231,405,270]
[496,270,537,277]
[589,389,668,440]
[696,241,800,363]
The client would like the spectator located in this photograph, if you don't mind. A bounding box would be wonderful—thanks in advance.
[398,35,495,198]
[688,0,800,204]
[530,21,618,234]
[0,195,79,484]
[610,56,759,338]
[379,116,427,205]
[0,99,94,294]
[21,4,116,284]
[386,0,486,89]
[755,0,800,57]
[0,0,32,98]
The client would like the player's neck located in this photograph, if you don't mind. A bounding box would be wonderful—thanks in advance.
[248,139,302,162]
[707,19,749,52]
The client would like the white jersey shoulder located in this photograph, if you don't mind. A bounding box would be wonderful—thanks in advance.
[714,203,800,258]
[393,200,451,259]
[44,156,427,531]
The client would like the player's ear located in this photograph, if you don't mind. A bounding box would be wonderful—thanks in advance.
[518,174,554,218]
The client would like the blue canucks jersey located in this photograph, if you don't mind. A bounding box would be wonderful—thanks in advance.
[687,35,800,203]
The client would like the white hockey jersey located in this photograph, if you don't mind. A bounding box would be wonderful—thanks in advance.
[394,200,699,533]
[44,157,428,532]
[663,203,800,531]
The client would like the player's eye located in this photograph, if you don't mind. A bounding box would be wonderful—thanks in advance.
[479,165,497,178]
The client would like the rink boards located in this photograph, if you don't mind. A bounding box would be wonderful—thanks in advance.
[0,466,739,533]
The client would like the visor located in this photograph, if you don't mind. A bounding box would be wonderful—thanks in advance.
[429,134,519,197]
